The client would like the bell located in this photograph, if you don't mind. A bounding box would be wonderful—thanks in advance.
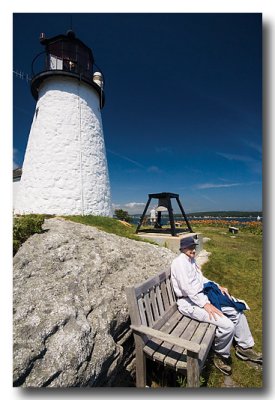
[156,205,167,212]
[135,192,193,236]
[158,197,170,209]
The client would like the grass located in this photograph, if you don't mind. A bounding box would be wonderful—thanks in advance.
[195,225,263,388]
[13,214,157,255]
[147,224,262,388]
[64,215,158,245]
[13,215,262,387]
[104,219,262,388]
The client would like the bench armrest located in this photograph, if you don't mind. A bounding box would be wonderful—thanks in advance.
[130,324,201,355]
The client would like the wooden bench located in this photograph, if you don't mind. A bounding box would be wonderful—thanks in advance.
[126,267,216,387]
[229,226,239,234]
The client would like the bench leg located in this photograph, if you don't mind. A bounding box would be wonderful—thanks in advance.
[135,336,147,388]
[187,356,200,388]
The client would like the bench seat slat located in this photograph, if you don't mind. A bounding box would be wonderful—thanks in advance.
[153,316,191,364]
[144,310,183,358]
[164,319,199,369]
[175,322,215,370]
[152,303,178,331]
[174,321,209,370]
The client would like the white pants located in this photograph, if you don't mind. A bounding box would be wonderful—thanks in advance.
[178,303,255,358]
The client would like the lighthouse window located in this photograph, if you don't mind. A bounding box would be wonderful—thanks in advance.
[77,47,91,75]
[49,55,63,70]
[44,38,93,79]
[35,107,39,118]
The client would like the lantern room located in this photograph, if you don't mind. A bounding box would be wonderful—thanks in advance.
[30,30,105,107]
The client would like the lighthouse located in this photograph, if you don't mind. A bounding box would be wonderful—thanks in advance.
[14,30,112,216]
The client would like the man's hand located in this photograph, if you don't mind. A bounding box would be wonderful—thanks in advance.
[204,303,223,320]
[219,285,230,296]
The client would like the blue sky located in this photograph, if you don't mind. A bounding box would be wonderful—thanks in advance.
[13,13,262,214]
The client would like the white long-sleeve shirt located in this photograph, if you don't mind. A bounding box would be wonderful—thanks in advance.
[171,253,210,308]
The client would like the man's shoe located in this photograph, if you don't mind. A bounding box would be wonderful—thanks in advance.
[235,345,262,364]
[213,354,232,375]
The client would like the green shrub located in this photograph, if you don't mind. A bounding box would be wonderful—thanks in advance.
[13,214,45,255]
[114,209,132,223]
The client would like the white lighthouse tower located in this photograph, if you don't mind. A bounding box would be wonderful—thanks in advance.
[14,30,111,216]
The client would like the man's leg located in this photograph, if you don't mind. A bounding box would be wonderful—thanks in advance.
[181,305,235,357]
[221,306,254,348]
[180,305,235,375]
[221,306,262,363]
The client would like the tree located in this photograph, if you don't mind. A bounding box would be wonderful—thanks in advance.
[114,209,132,223]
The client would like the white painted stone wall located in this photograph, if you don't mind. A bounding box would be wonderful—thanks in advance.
[14,77,111,216]
[13,181,21,212]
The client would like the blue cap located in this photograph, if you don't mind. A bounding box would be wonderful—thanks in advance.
[179,236,198,250]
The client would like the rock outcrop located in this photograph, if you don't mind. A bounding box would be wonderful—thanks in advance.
[13,218,177,387]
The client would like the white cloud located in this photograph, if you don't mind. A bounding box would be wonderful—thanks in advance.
[217,152,253,163]
[112,202,146,214]
[196,182,242,189]
[195,181,261,190]
[107,149,145,168]
[111,203,121,210]
[217,152,262,174]
[125,202,146,209]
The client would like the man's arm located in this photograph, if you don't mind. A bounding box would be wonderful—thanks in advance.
[172,261,210,308]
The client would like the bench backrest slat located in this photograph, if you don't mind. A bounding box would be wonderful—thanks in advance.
[127,267,177,329]
[137,297,147,325]
[160,280,170,310]
[149,287,161,321]
[166,277,176,304]
[155,284,165,316]
[134,268,171,298]
[144,293,154,326]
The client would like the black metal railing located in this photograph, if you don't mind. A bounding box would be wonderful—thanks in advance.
[30,50,105,108]
[31,51,95,82]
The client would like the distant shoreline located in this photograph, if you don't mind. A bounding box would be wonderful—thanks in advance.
[128,211,262,218]
[187,211,262,218]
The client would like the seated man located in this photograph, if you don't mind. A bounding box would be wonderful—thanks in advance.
[170,236,262,375]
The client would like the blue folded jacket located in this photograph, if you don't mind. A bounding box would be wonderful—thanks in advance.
[203,281,247,312]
